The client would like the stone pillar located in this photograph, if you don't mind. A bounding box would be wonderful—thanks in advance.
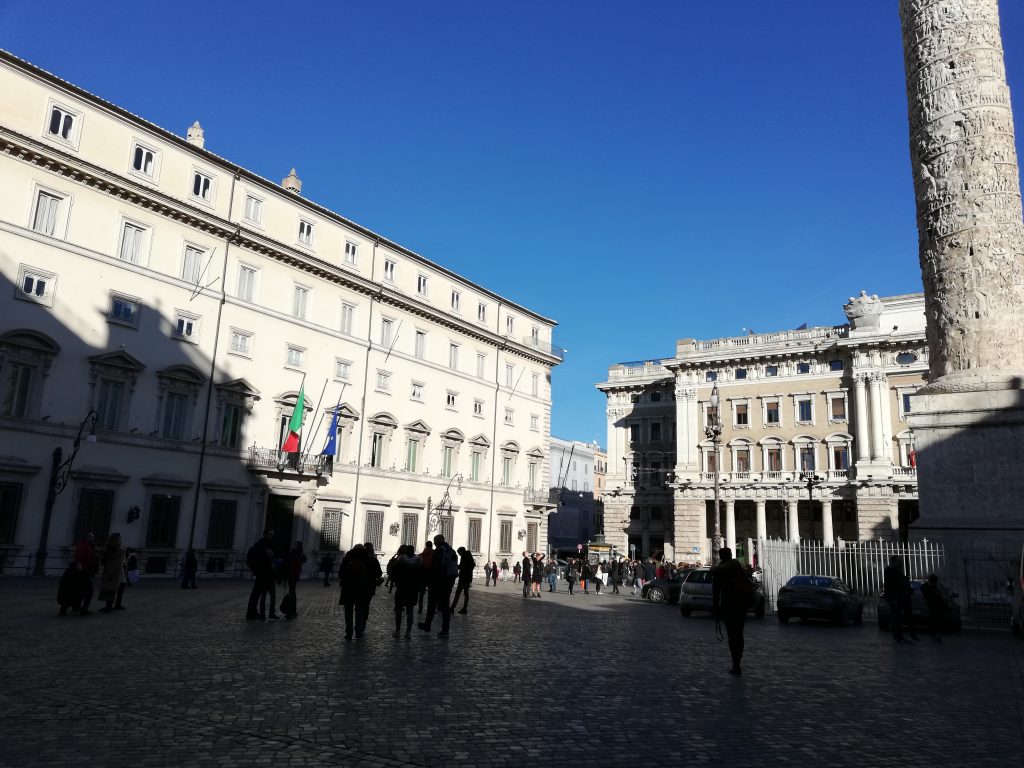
[823,499,835,547]
[724,499,736,555]
[900,0,1024,543]
[853,373,870,462]
[672,494,706,560]
[755,499,767,544]
[785,500,799,542]
[674,382,699,475]
[868,373,885,460]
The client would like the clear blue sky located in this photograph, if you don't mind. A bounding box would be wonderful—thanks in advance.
[4,1,1023,447]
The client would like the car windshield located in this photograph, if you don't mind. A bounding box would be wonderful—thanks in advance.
[788,576,834,588]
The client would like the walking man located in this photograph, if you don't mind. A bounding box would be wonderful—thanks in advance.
[419,534,458,636]
[521,551,532,598]
[451,546,476,614]
[712,547,754,675]
[546,557,558,593]
[883,556,917,642]
[245,528,275,620]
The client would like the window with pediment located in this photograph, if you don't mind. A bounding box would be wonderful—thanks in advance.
[88,351,145,432]
[0,330,59,419]
[215,379,260,450]
[155,366,204,441]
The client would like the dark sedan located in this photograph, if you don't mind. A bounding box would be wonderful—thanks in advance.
[640,572,687,603]
[877,579,962,632]
[777,575,863,626]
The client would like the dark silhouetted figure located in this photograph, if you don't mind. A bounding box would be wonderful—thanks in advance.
[451,546,476,614]
[920,573,946,642]
[245,529,275,620]
[338,544,372,639]
[712,547,754,675]
[181,549,198,589]
[320,553,335,587]
[419,534,457,636]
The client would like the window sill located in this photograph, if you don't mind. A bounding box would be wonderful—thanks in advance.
[173,335,199,345]
[284,364,304,372]
[107,317,139,330]
[228,350,252,359]
[374,389,391,396]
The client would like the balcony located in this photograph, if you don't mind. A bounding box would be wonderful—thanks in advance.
[892,466,917,480]
[522,335,566,362]
[247,446,328,475]
[761,471,784,482]
[523,488,557,507]
[827,468,852,482]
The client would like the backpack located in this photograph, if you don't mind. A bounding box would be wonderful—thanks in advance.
[444,547,459,578]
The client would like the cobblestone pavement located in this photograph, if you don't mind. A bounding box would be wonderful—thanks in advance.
[1,576,1022,768]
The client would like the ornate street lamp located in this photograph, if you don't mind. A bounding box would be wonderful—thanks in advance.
[34,409,98,576]
[705,383,723,565]
[426,473,463,541]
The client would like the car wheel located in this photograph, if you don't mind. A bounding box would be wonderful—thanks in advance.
[854,607,863,626]
[680,606,692,617]
[777,611,789,624]
[878,617,890,631]
[754,599,765,619]
[647,587,665,603]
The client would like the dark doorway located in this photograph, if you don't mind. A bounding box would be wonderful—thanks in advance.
[265,495,295,557]
[897,499,920,544]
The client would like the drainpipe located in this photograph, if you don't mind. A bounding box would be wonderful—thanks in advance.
[485,300,504,563]
[187,169,239,550]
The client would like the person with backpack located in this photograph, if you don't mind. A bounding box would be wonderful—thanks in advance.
[450,546,476,614]
[245,529,275,621]
[712,547,755,675]
[418,534,458,637]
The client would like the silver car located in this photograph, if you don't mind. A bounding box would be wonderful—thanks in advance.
[678,567,765,618]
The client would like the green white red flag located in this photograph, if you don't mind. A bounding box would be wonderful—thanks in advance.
[281,386,305,452]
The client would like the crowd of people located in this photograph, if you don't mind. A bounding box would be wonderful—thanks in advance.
[57,531,139,615]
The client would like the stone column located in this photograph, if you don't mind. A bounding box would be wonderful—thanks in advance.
[900,0,1024,386]
[868,373,885,460]
[724,499,736,554]
[787,500,800,542]
[823,499,835,547]
[755,499,767,544]
[674,382,698,475]
[853,373,870,462]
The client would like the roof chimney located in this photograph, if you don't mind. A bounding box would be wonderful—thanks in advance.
[186,121,205,148]
[282,168,302,195]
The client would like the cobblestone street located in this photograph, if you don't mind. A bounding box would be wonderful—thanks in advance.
[1,577,1022,767]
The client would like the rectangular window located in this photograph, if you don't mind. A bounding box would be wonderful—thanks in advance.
[31,190,62,236]
[735,402,749,426]
[530,414,539,431]
[473,399,484,417]
[74,489,113,544]
[411,382,424,401]
[417,274,428,296]
[406,439,419,473]
[468,517,482,553]
[902,393,912,415]
[220,403,242,448]
[449,344,459,370]
[765,365,778,377]
[735,450,750,472]
[531,327,540,345]
[651,422,662,441]
[766,401,780,424]
[206,500,237,550]
[506,316,514,335]
[383,259,396,281]
[504,408,514,425]
[441,446,454,477]
[131,143,157,177]
[335,359,352,381]
[182,246,204,284]
[528,462,537,491]
[629,423,640,442]
[505,364,514,388]
[800,446,816,472]
[797,399,813,423]
[414,331,426,359]
[833,446,849,470]
[237,265,257,301]
[364,510,384,552]
[500,520,513,553]
[47,104,77,142]
[340,302,355,334]
[161,392,188,440]
[829,359,845,372]
[376,371,390,391]
[17,267,54,306]
[0,481,24,545]
[526,523,538,554]
[438,515,454,544]
[502,456,512,485]
[2,363,34,418]
[174,312,199,342]
[797,362,811,374]
[381,318,394,347]
[735,368,748,380]
[119,222,145,264]
[470,450,482,482]
[146,494,181,548]
[830,396,847,420]
[370,433,385,468]
[319,508,342,551]
[344,241,358,264]
[401,513,419,547]
[96,379,124,431]
[229,330,252,356]
[766,447,782,472]
[478,302,487,323]
[531,373,539,397]
[298,219,314,245]
[292,285,309,319]
[451,290,461,312]
[192,172,212,201]
[476,353,486,379]
[244,195,263,224]
[446,391,457,409]
[286,345,305,368]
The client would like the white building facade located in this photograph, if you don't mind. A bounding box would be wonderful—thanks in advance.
[0,52,561,575]
[597,293,927,562]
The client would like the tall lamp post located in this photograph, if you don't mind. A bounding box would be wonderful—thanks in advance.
[426,473,463,541]
[34,409,98,576]
[705,383,723,565]
[805,472,822,541]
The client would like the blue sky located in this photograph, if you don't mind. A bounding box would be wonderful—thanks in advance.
[3,1,1023,446]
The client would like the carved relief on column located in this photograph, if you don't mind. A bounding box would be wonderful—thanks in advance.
[900,0,1024,386]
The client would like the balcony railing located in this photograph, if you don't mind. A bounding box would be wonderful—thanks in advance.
[522,335,566,361]
[892,466,918,479]
[523,488,557,505]
[762,471,784,481]
[827,469,852,482]
[247,446,327,475]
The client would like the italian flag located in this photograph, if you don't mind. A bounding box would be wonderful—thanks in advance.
[281,386,305,452]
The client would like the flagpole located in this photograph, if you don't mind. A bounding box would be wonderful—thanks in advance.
[298,378,329,469]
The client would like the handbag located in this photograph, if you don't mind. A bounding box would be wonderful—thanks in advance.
[127,569,140,586]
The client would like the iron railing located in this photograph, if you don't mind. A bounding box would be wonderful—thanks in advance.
[247,446,328,475]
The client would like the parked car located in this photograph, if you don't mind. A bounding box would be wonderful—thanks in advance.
[777,575,863,626]
[877,579,962,633]
[677,567,766,618]
[641,572,686,604]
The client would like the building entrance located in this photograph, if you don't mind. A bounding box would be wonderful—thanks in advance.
[265,495,296,558]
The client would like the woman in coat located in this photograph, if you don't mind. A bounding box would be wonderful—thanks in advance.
[338,545,372,639]
[98,532,125,613]
[283,541,306,619]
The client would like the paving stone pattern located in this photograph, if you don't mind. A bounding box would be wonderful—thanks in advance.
[1,577,1022,767]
